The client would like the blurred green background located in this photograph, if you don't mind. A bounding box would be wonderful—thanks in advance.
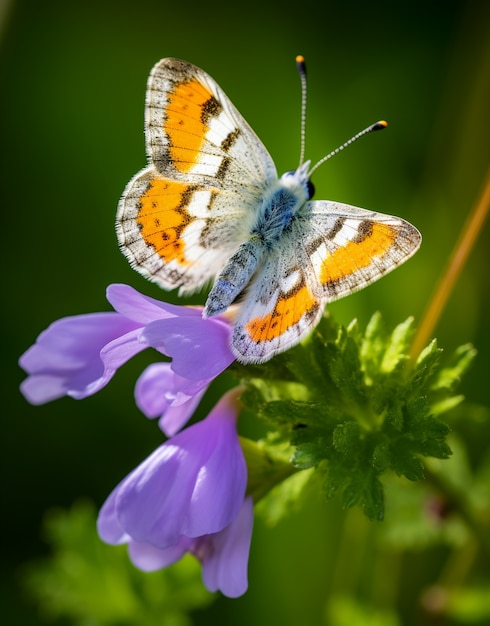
[2,0,489,624]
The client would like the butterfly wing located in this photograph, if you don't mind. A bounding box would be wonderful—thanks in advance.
[232,201,421,364]
[304,200,422,300]
[117,58,277,294]
[231,230,326,364]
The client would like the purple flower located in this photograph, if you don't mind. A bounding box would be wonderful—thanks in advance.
[128,497,254,598]
[19,284,234,432]
[135,362,207,436]
[97,389,247,549]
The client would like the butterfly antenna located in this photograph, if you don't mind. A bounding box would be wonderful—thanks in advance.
[308,120,388,177]
[296,55,307,167]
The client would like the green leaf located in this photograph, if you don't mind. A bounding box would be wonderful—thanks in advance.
[411,339,442,390]
[333,421,361,455]
[255,468,314,526]
[380,316,415,374]
[292,441,328,469]
[431,343,477,391]
[22,501,213,626]
[238,312,472,521]
[341,469,384,521]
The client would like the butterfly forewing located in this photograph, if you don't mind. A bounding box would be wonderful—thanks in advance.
[116,58,277,294]
[145,58,277,187]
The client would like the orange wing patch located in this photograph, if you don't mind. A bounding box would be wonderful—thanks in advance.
[137,179,197,265]
[164,79,220,172]
[320,222,396,284]
[245,284,318,342]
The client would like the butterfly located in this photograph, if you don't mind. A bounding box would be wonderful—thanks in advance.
[116,56,421,364]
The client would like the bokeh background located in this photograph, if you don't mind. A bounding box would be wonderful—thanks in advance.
[2,0,489,624]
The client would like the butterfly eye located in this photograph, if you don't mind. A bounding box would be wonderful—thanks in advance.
[307,180,315,199]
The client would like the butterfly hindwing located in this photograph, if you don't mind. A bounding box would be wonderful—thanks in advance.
[116,168,249,292]
[231,201,421,363]
[304,200,422,300]
[231,226,325,363]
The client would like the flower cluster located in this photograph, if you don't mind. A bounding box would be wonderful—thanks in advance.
[19,284,253,597]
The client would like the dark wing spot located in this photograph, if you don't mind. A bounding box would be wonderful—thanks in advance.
[216,157,231,180]
[221,129,240,152]
[353,220,373,244]
[201,96,222,124]
[326,217,346,240]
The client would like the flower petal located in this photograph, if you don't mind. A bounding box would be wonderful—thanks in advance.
[106,284,202,324]
[183,395,247,537]
[97,488,131,545]
[200,497,254,598]
[19,313,141,404]
[135,363,207,436]
[142,316,234,380]
[112,440,196,548]
[128,537,192,572]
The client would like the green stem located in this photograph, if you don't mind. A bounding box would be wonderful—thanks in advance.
[410,169,490,359]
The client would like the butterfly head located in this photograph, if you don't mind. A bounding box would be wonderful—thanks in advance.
[280,161,315,201]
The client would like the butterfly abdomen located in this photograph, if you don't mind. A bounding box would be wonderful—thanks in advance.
[203,238,265,317]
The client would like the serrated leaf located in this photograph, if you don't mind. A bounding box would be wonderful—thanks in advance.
[380,317,414,374]
[260,399,330,427]
[233,310,472,522]
[360,311,387,378]
[364,475,385,521]
[371,439,391,472]
[342,471,384,520]
[255,468,314,526]
[333,421,361,455]
[411,339,442,390]
[405,394,432,425]
[431,395,465,416]
[323,458,348,499]
[420,439,452,459]
[328,334,367,405]
[431,343,477,391]
[292,443,321,469]
[284,341,328,394]
[393,451,425,481]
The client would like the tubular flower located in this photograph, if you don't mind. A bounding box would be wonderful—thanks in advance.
[97,389,248,550]
[19,283,234,432]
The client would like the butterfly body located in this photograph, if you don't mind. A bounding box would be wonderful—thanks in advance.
[117,57,421,364]
[205,166,311,317]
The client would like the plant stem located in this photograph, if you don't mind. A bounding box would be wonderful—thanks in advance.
[410,169,490,359]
